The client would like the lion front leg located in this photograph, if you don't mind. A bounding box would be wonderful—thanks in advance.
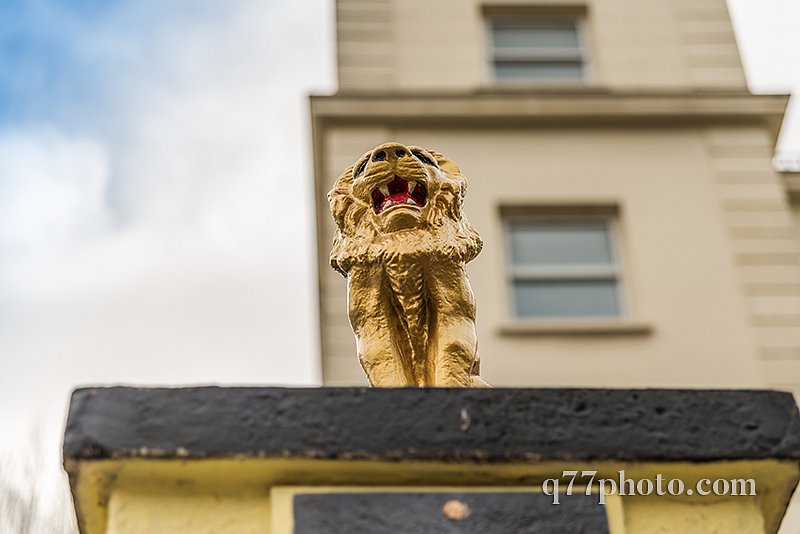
[355,321,415,386]
[426,263,481,387]
[429,317,478,387]
[347,266,415,386]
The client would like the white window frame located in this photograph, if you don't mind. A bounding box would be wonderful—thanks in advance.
[503,213,628,321]
[486,16,589,84]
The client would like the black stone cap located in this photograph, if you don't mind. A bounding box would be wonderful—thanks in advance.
[63,387,800,463]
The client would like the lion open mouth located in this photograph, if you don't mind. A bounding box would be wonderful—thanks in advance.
[371,176,427,214]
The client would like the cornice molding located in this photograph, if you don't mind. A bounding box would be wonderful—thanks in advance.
[311,92,788,138]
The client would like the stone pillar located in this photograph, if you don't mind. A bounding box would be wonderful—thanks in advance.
[63,387,800,533]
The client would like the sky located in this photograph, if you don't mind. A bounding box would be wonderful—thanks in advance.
[0,1,333,418]
[0,1,334,524]
[728,0,800,153]
[0,0,798,529]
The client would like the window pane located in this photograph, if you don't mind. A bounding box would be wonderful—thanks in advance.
[514,280,620,318]
[494,61,583,80]
[492,24,580,50]
[509,221,613,267]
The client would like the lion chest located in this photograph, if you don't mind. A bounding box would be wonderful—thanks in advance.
[382,257,429,327]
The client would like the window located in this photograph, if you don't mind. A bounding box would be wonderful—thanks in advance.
[505,216,624,320]
[489,18,586,81]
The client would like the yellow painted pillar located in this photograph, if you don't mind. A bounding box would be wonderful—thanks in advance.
[64,387,800,533]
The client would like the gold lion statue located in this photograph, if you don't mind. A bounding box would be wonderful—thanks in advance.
[328,142,488,387]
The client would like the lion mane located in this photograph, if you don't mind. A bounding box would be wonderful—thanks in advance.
[328,142,487,387]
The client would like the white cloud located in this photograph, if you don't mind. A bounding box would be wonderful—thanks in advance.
[0,130,110,261]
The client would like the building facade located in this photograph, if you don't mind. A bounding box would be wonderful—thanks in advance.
[311,0,799,397]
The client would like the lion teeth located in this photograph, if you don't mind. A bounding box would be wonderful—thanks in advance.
[380,185,390,197]
[407,198,417,205]
[408,181,417,194]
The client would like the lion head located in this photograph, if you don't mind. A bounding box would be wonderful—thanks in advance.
[328,142,482,276]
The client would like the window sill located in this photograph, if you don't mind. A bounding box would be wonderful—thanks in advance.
[477,81,598,93]
[498,320,653,337]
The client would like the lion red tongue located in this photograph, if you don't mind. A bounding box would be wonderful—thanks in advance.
[387,176,409,203]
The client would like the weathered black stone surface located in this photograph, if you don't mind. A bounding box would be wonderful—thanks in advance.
[293,492,608,534]
[63,387,800,462]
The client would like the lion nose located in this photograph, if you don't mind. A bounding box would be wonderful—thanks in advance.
[371,143,408,163]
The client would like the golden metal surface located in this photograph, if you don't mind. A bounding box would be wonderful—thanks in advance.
[328,142,487,386]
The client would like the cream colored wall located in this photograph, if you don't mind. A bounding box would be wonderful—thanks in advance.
[703,128,800,399]
[317,124,795,388]
[336,0,745,91]
[792,204,800,248]
[336,0,394,90]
